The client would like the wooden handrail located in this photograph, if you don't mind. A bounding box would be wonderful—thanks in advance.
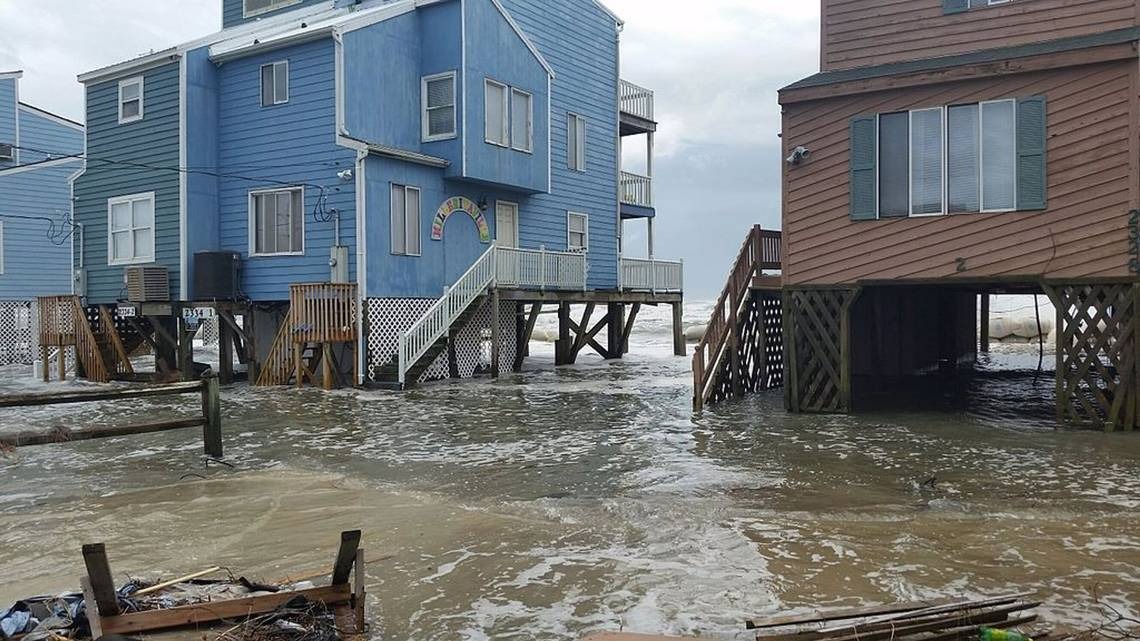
[692,226,782,411]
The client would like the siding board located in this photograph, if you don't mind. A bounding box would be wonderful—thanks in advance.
[782,61,1136,285]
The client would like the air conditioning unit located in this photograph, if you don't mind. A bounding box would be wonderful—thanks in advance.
[125,265,171,303]
[0,143,13,162]
[193,251,241,300]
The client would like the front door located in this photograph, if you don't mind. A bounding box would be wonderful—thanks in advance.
[495,202,518,248]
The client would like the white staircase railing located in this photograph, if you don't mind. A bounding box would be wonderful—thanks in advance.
[398,243,497,385]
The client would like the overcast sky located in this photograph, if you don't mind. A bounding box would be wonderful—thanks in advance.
[0,0,820,298]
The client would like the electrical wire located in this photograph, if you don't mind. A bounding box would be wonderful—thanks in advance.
[0,212,78,246]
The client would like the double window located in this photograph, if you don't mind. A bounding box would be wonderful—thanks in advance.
[118,77,144,124]
[391,184,422,256]
[875,99,1021,218]
[108,192,155,265]
[422,72,456,141]
[567,212,588,251]
[261,61,289,107]
[484,79,533,152]
[568,114,587,171]
[250,187,304,256]
[244,0,301,18]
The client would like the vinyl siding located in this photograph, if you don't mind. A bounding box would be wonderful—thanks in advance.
[822,0,1139,71]
[0,161,81,299]
[0,79,16,169]
[221,0,328,28]
[184,46,222,300]
[781,61,1137,285]
[497,0,620,289]
[73,61,182,304]
[216,37,356,301]
[17,107,84,164]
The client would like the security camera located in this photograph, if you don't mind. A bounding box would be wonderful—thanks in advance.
[337,169,354,181]
[786,146,810,165]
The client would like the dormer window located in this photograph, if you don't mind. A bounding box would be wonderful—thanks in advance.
[118,77,143,124]
[244,0,302,18]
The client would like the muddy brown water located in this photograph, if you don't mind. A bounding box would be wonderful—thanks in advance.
[1,321,1139,640]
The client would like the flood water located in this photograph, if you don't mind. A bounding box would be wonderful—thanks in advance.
[2,303,1139,640]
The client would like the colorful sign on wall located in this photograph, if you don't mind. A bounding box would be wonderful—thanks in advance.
[431,196,491,244]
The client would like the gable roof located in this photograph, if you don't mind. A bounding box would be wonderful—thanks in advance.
[489,0,555,78]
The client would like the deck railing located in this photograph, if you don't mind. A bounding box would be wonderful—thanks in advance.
[399,244,497,385]
[289,283,358,344]
[620,79,654,122]
[620,171,653,208]
[620,257,683,293]
[495,246,588,291]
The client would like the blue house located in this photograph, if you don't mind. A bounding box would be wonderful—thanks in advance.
[0,71,84,365]
[69,0,678,387]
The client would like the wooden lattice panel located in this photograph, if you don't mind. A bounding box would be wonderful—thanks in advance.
[1045,283,1139,431]
[786,288,857,414]
[704,289,785,406]
[0,301,39,366]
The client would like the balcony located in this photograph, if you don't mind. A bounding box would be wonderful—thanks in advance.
[620,171,653,209]
[620,79,656,136]
[620,257,683,293]
[495,246,588,291]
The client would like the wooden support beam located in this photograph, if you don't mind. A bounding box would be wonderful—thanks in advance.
[491,289,502,378]
[217,314,234,384]
[177,312,195,383]
[322,344,335,391]
[606,303,624,360]
[729,280,743,398]
[201,374,223,458]
[671,301,686,357]
[555,303,572,366]
[332,530,363,585]
[81,577,103,639]
[567,314,612,360]
[570,303,597,360]
[621,303,641,355]
[82,543,121,617]
[979,294,990,354]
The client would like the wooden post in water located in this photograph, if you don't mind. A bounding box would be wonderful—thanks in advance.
[491,289,501,378]
[671,301,686,357]
[201,374,223,458]
[218,314,234,385]
[555,303,571,366]
[606,303,624,360]
[82,543,121,618]
[979,293,990,354]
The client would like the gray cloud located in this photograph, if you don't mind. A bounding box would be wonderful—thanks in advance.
[0,0,820,299]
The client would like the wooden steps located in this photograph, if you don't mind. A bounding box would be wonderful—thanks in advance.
[254,284,359,389]
[372,294,488,388]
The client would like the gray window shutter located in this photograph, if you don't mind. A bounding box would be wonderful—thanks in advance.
[943,0,970,14]
[850,116,877,221]
[1016,96,1047,211]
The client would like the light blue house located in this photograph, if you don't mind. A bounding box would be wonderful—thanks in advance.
[71,0,677,387]
[0,71,84,365]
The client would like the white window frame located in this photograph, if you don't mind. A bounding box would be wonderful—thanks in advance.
[979,99,1018,214]
[908,107,945,218]
[243,0,302,18]
[390,184,422,257]
[485,79,510,147]
[510,88,534,153]
[118,77,144,125]
[248,187,305,257]
[422,71,457,142]
[260,61,289,107]
[567,211,589,251]
[568,113,587,172]
[107,192,156,266]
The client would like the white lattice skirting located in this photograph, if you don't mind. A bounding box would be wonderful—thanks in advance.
[0,300,39,366]
[366,297,518,384]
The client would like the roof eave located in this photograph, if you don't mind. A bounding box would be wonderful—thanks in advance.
[78,50,182,85]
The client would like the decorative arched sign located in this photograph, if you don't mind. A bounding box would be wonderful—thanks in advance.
[431,196,491,244]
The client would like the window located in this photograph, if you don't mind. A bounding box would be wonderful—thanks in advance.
[250,188,304,256]
[485,80,509,147]
[260,61,289,107]
[567,212,588,251]
[568,114,586,171]
[108,192,155,265]
[118,77,143,124]
[391,184,421,256]
[872,99,1023,218]
[244,0,302,18]
[422,72,456,141]
[511,89,533,153]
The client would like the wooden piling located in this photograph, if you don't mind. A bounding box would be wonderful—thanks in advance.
[606,303,625,360]
[671,301,686,357]
[555,303,572,366]
[81,543,121,618]
[218,315,235,385]
[491,289,501,378]
[201,374,223,458]
[980,293,990,354]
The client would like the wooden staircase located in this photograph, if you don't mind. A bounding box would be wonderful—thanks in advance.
[692,226,783,411]
[371,294,488,387]
[255,284,359,389]
[38,296,113,383]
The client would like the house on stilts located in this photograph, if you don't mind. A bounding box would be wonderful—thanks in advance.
[46,0,680,388]
[0,71,84,370]
[696,0,1140,431]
